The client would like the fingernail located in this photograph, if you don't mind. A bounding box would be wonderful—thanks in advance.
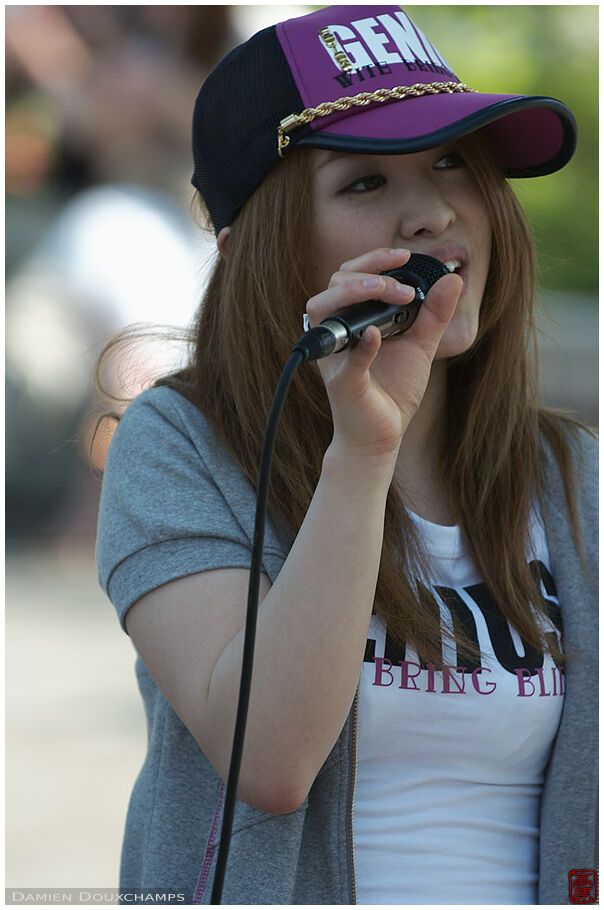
[362,276,382,289]
[395,282,414,296]
[390,248,409,255]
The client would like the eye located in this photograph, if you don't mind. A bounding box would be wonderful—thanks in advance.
[340,173,386,194]
[434,151,465,170]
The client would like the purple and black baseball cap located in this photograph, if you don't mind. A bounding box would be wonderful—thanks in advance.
[191,5,577,233]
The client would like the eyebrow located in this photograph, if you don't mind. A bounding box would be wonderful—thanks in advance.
[314,150,352,172]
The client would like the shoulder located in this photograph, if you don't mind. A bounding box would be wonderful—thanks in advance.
[105,385,238,483]
[565,422,597,466]
[111,384,213,447]
[539,421,598,503]
[539,420,597,579]
[97,386,275,619]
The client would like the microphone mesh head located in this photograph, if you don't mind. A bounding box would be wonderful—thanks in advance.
[383,253,449,295]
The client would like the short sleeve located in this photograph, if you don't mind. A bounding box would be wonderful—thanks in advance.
[95,386,289,631]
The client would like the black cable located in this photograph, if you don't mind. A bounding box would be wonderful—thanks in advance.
[210,344,309,904]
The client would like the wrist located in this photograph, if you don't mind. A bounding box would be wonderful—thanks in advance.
[321,439,399,492]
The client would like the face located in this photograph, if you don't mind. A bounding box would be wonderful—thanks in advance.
[309,144,492,359]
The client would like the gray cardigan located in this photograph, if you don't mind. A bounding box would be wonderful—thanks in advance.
[96,388,598,904]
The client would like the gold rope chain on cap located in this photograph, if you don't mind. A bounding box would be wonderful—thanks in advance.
[278,82,476,157]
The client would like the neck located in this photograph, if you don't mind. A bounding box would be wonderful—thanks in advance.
[394,360,454,525]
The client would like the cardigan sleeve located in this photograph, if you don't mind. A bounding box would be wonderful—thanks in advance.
[96,386,289,631]
[537,426,598,903]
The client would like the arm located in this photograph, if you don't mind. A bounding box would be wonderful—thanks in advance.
[125,248,462,814]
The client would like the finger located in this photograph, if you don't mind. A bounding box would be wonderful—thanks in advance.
[319,325,382,397]
[345,324,382,374]
[329,269,411,289]
[307,274,415,326]
[403,272,463,353]
[338,246,410,275]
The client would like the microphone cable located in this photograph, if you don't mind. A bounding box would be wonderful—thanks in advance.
[210,343,307,904]
[210,322,346,903]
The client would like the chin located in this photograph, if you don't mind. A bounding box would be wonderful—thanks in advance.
[435,318,480,360]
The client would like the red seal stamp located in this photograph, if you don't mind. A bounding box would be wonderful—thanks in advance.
[569,869,598,904]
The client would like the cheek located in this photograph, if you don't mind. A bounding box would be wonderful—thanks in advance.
[462,194,492,299]
[309,246,336,297]
[478,213,493,271]
[309,210,338,293]
[469,197,492,273]
[308,211,366,295]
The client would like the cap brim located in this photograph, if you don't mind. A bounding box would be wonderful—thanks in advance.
[295,93,577,177]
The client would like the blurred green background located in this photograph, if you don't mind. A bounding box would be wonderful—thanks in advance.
[406,5,598,294]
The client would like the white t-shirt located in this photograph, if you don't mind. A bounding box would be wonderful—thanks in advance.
[354,509,564,905]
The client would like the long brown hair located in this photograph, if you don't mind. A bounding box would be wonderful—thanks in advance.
[97,134,586,665]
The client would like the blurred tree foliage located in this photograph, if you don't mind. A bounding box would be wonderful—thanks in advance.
[405,6,597,295]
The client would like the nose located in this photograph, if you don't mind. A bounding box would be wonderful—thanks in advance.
[397,179,456,239]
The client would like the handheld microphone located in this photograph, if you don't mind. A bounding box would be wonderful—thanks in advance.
[295,253,450,362]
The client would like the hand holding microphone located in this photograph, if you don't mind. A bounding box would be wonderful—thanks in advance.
[297,248,463,460]
[295,252,451,362]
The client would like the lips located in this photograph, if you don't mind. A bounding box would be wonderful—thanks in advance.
[419,245,469,294]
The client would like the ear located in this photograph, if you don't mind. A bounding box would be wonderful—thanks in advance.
[217,226,231,259]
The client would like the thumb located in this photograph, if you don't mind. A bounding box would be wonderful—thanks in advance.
[409,272,463,350]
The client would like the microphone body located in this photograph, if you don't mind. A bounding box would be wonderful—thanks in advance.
[295,253,450,362]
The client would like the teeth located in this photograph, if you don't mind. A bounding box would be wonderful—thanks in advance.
[443,258,462,273]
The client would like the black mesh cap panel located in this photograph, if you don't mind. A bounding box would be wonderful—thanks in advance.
[191,25,304,233]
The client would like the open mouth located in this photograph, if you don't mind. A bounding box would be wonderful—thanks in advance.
[442,258,462,275]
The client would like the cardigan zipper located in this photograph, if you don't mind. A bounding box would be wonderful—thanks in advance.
[346,688,360,903]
